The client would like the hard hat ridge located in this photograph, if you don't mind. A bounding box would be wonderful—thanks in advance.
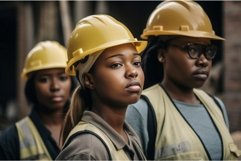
[21,41,68,79]
[66,14,147,76]
[141,0,224,40]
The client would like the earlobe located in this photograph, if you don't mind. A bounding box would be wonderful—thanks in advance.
[157,50,165,63]
[83,73,95,90]
[158,55,163,62]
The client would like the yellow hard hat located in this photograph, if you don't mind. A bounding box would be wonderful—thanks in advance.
[21,41,67,79]
[66,14,147,76]
[141,0,224,40]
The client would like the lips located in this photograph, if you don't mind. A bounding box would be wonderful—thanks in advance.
[50,95,63,102]
[126,81,142,92]
[193,70,209,80]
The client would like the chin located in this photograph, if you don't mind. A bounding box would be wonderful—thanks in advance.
[192,80,207,88]
[50,103,66,110]
[128,96,140,104]
[193,83,205,89]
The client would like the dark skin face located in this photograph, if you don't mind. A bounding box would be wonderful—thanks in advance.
[34,68,72,113]
[159,37,212,103]
[83,43,144,138]
[86,43,144,111]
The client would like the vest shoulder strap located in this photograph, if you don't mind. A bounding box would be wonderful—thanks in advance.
[65,121,130,160]
[194,89,224,121]
[142,84,163,160]
[207,93,226,122]
[64,130,112,160]
[16,117,51,160]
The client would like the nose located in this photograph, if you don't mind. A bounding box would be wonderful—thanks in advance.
[126,65,138,79]
[50,78,60,92]
[196,53,209,67]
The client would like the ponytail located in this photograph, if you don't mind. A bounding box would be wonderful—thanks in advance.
[60,53,99,146]
[61,85,90,144]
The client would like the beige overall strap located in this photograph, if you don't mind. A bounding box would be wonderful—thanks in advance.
[144,85,209,160]
[142,84,166,144]
[16,117,52,160]
[142,84,165,131]
[194,89,241,159]
[67,121,130,160]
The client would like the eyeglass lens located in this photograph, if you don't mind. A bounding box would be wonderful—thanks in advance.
[185,44,217,60]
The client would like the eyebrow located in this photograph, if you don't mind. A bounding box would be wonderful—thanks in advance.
[37,71,66,76]
[105,53,140,60]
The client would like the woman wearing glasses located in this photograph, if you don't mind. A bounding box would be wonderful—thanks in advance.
[126,0,241,160]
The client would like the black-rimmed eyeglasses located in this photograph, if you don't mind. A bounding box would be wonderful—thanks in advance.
[168,43,217,60]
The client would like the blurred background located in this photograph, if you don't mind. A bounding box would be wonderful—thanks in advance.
[0,0,241,145]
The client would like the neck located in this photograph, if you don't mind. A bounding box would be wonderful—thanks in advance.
[161,81,200,104]
[37,109,65,126]
[37,108,65,148]
[92,106,129,144]
[93,106,126,131]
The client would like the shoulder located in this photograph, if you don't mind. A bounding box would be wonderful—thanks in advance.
[0,124,18,145]
[143,84,162,94]
[212,96,229,127]
[200,90,227,114]
[198,90,229,127]
[0,124,19,159]
[213,96,225,110]
[127,98,149,115]
[58,132,110,160]
[126,98,149,127]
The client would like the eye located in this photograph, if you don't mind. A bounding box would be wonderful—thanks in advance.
[110,63,122,69]
[187,45,200,58]
[133,55,142,67]
[205,45,217,59]
[37,76,49,83]
[133,61,141,67]
[59,74,68,81]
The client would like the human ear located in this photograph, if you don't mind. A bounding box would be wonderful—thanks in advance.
[83,73,95,90]
[157,49,165,63]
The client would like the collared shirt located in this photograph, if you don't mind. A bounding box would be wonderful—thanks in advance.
[56,111,146,160]
[0,108,60,160]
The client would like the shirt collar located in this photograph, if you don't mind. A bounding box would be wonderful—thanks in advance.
[81,111,138,150]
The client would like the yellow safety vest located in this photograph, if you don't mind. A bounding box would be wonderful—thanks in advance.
[65,121,130,160]
[16,117,52,160]
[142,84,241,160]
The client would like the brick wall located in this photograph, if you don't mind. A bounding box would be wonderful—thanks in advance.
[224,1,241,132]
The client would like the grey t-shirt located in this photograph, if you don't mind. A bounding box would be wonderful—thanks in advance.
[126,96,229,160]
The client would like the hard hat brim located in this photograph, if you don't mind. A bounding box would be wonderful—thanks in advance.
[141,30,225,41]
[66,39,147,76]
[21,64,67,80]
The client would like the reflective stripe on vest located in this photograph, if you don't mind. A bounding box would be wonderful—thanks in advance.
[66,121,130,160]
[142,84,240,160]
[16,117,52,160]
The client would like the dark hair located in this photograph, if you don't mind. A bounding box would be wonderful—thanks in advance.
[62,86,92,142]
[24,73,37,105]
[61,59,93,143]
[141,36,167,89]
